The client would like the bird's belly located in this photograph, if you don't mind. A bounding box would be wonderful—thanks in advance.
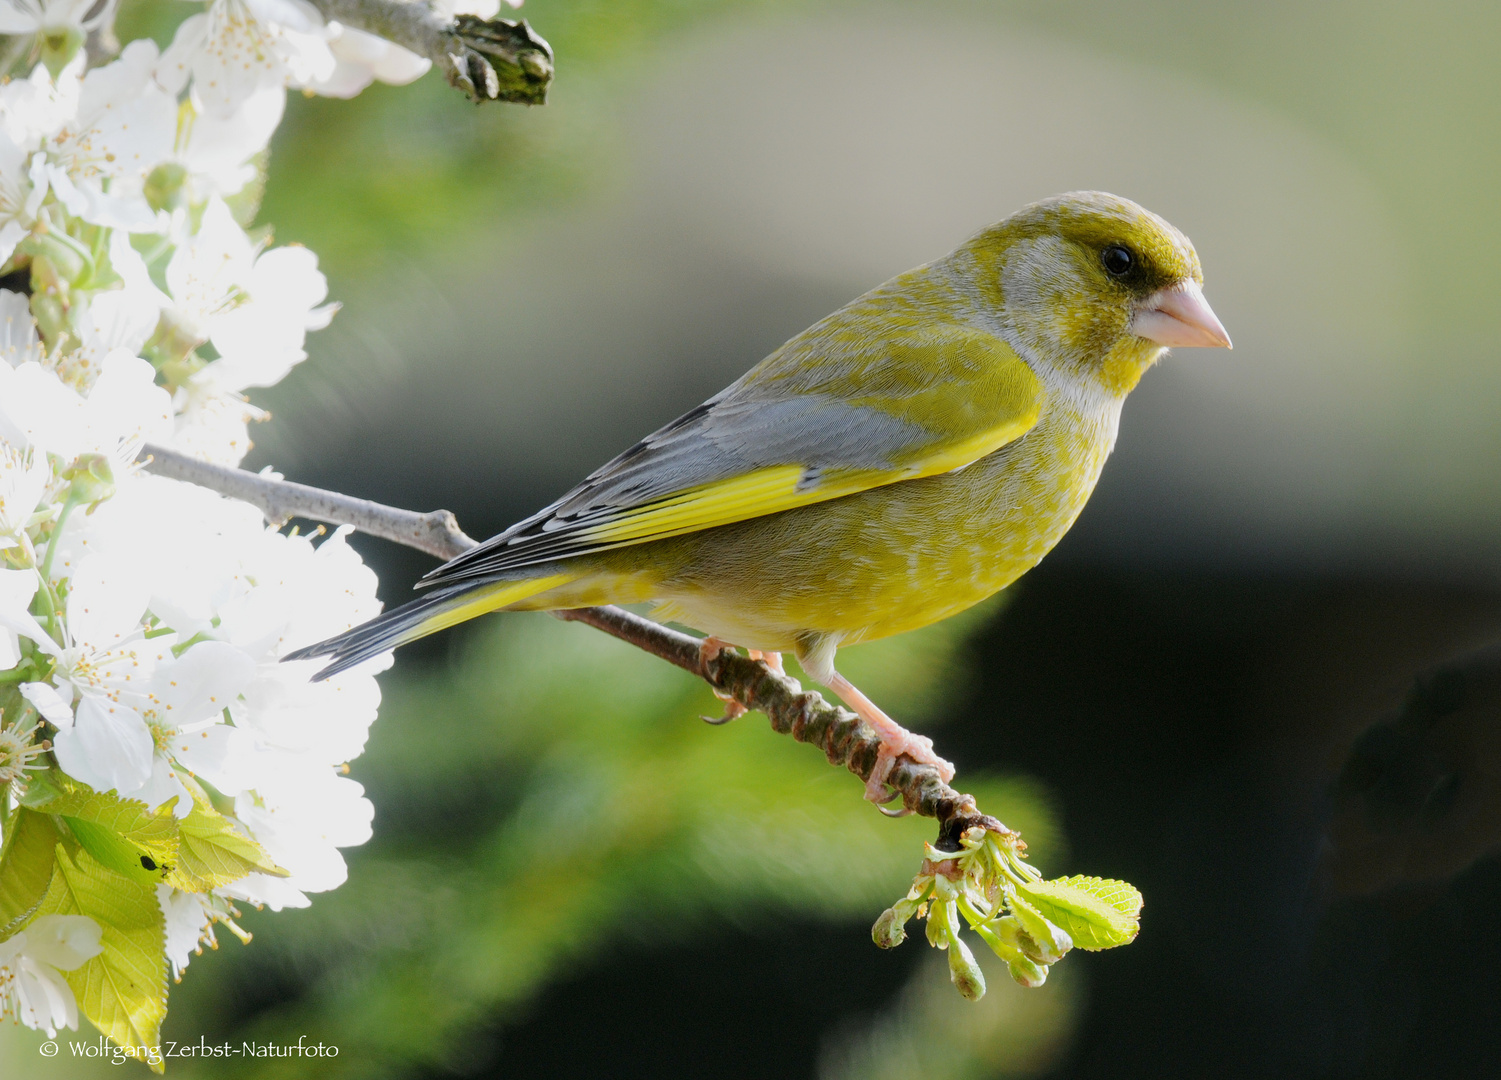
[582,411,1117,650]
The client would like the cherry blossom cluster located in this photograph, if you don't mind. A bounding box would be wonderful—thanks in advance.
[0,0,509,1042]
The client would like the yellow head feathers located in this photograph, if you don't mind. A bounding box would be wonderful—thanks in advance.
[949,191,1225,393]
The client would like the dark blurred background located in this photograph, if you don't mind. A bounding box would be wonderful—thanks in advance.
[9,0,1501,1076]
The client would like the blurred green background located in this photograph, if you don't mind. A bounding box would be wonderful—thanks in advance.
[8,0,1501,1075]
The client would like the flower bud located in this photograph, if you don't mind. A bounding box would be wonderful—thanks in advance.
[64,454,116,507]
[947,934,986,1001]
[872,906,907,949]
[1006,952,1049,989]
[972,918,1049,988]
[974,916,1017,959]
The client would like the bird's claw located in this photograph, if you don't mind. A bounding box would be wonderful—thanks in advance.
[697,635,732,671]
[696,636,750,723]
[862,729,956,805]
[700,699,747,725]
[870,775,912,815]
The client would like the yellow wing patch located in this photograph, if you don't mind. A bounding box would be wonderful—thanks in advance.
[580,388,1039,548]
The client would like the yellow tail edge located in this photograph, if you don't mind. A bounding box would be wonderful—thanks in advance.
[402,572,577,647]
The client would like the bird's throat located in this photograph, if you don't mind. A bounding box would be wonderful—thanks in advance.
[1096,337,1166,397]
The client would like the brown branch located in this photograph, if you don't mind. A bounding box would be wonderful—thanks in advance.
[136,444,1007,846]
[137,444,475,560]
[306,0,553,104]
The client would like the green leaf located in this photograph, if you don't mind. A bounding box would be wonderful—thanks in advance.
[62,817,175,888]
[1015,875,1143,951]
[37,844,167,1072]
[166,783,286,892]
[0,810,62,938]
[26,776,180,872]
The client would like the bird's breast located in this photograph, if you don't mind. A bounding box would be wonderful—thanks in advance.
[616,397,1123,650]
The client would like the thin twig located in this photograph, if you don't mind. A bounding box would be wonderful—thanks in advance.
[307,0,553,104]
[138,444,474,560]
[136,444,1008,846]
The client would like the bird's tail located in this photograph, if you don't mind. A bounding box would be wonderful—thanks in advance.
[283,573,575,681]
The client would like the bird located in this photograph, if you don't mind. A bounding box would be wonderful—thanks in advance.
[286,191,1231,802]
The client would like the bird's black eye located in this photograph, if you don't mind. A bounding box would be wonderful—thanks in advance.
[1101,245,1134,277]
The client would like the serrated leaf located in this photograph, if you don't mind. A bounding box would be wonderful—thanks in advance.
[62,817,175,888]
[26,776,180,876]
[37,844,167,1073]
[0,810,61,937]
[1015,875,1143,951]
[165,785,286,892]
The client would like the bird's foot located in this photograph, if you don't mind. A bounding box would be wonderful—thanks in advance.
[748,649,784,674]
[826,671,955,805]
[864,730,951,812]
[698,636,747,724]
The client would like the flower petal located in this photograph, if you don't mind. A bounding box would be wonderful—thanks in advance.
[20,681,73,727]
[64,553,149,650]
[21,914,104,971]
[52,694,153,794]
[152,640,254,727]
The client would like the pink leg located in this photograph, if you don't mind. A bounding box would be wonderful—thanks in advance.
[826,671,955,802]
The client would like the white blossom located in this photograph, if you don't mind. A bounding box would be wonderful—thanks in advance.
[134,640,256,817]
[0,289,44,368]
[0,444,48,562]
[315,23,430,99]
[0,711,47,791]
[158,0,336,119]
[44,40,176,232]
[0,914,102,1038]
[0,0,395,1027]
[156,886,212,981]
[0,353,173,465]
[63,287,164,389]
[0,0,116,37]
[0,141,48,266]
[156,197,333,463]
[225,763,373,909]
[45,473,262,631]
[0,52,81,151]
[164,197,334,388]
[433,0,524,17]
[0,568,54,668]
[166,390,265,466]
[173,82,284,196]
[34,553,159,797]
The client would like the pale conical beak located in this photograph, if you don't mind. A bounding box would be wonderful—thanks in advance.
[1130,281,1232,349]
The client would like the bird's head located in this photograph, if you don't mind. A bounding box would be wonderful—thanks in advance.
[956,191,1231,396]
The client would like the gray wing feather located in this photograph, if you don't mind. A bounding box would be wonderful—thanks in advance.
[419,386,930,587]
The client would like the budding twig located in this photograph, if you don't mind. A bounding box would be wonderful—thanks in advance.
[136,444,1007,845]
[306,0,553,104]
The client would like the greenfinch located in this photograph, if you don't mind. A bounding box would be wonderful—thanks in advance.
[288,191,1230,799]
